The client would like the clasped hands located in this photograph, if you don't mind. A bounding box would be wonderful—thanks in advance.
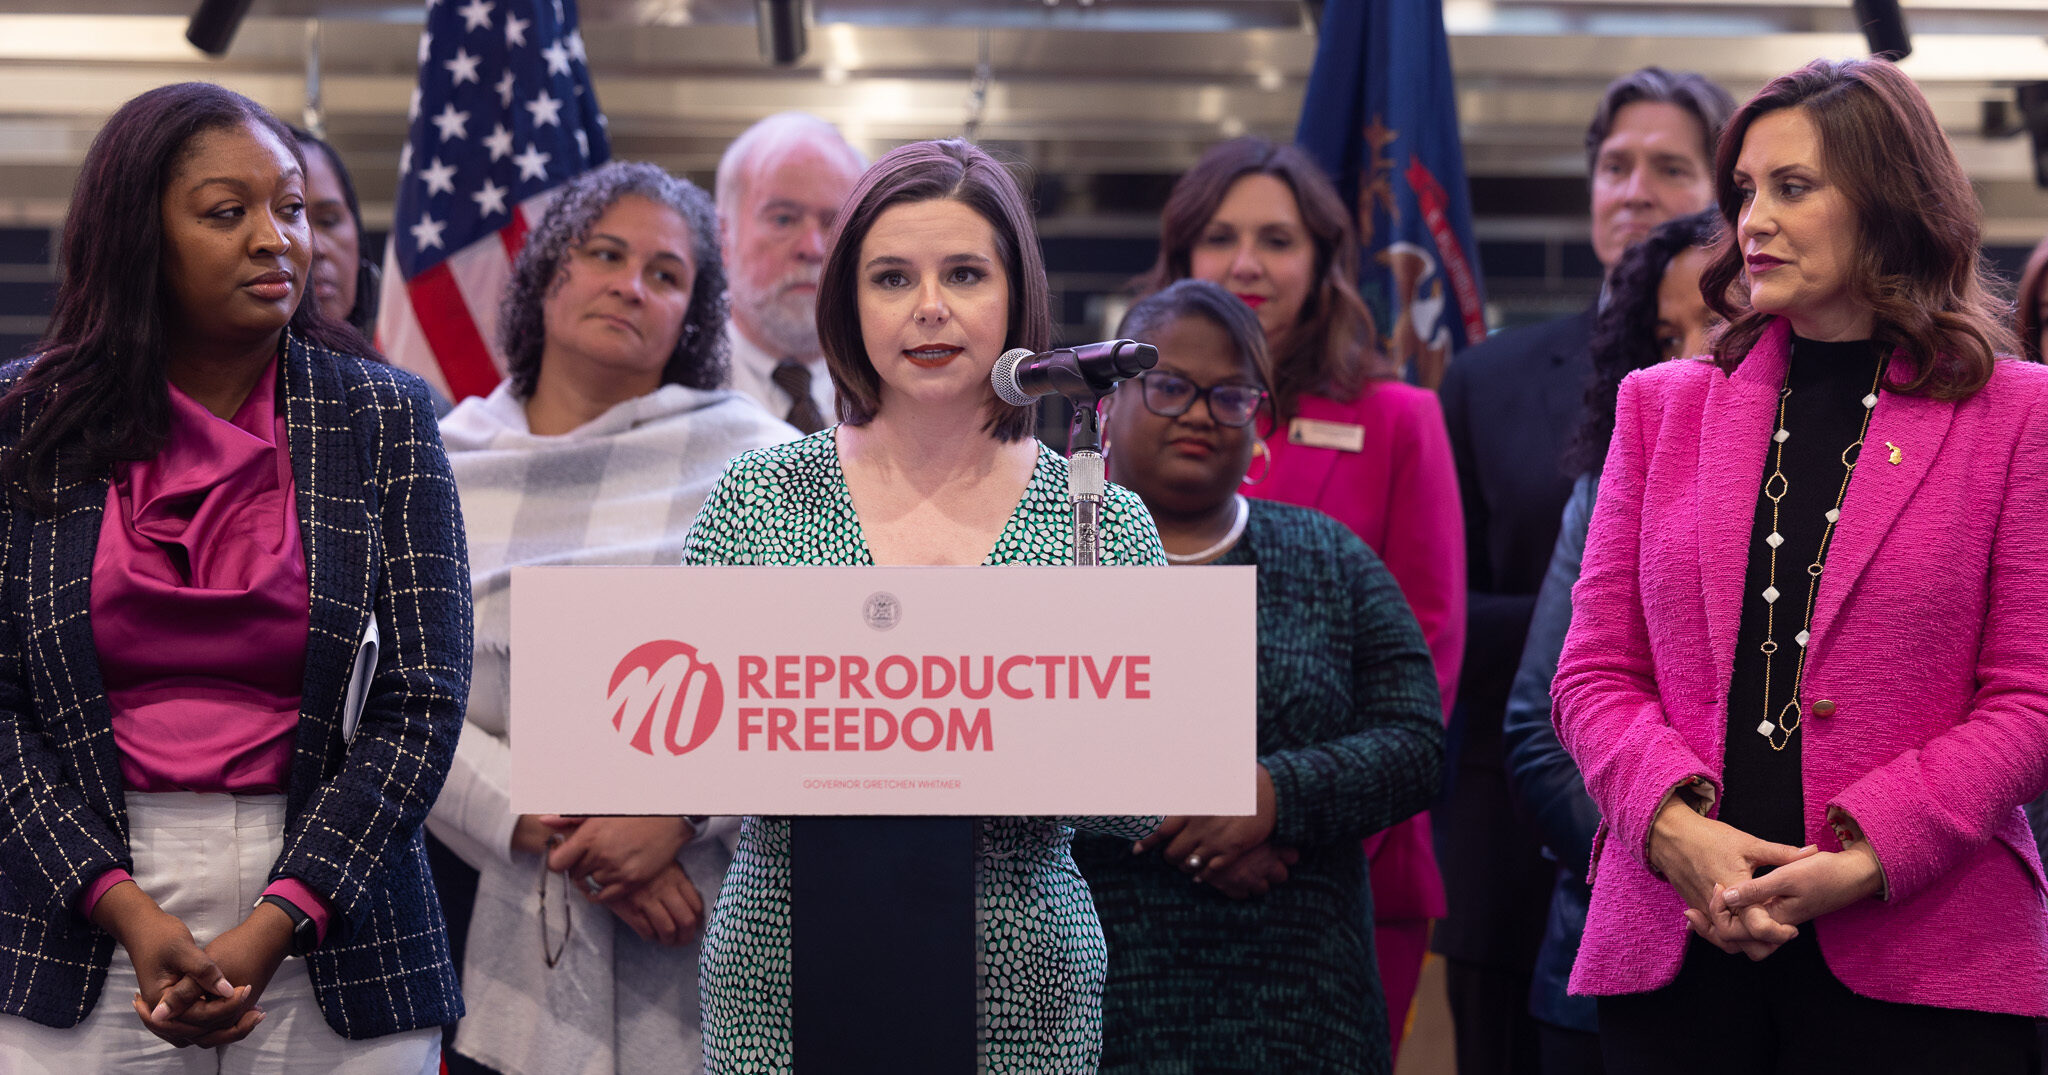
[89,881,289,1049]
[1131,765,1297,900]
[515,814,706,947]
[1648,798,1883,961]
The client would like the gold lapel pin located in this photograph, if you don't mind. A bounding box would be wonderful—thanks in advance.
[1885,441,1902,465]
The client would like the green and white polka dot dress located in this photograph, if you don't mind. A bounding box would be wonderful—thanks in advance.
[680,429,1166,1073]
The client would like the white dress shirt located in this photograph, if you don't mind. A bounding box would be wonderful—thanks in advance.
[725,320,837,426]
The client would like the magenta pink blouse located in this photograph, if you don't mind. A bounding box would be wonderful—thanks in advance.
[79,361,328,937]
[1248,382,1467,923]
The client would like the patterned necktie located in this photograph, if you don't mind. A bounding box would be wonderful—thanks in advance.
[771,358,828,434]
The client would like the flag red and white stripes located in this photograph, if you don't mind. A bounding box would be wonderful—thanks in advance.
[377,0,607,401]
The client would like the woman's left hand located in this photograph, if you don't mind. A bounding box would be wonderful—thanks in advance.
[1712,843,1883,929]
[1132,765,1277,878]
[544,815,696,897]
[134,911,290,1048]
[1201,841,1300,899]
[597,861,707,946]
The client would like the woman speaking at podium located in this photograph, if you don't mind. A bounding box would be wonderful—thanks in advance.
[680,139,1164,1072]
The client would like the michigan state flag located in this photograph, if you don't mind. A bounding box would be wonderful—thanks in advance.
[1296,0,1487,387]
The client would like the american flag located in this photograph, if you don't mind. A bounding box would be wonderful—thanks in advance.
[377,0,610,401]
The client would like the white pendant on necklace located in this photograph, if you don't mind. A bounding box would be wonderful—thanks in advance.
[1825,508,1840,524]
[1796,629,1810,647]
[1862,393,1878,409]
[1774,429,1790,443]
[1762,585,1780,603]
[1757,720,1777,738]
[1766,532,1784,548]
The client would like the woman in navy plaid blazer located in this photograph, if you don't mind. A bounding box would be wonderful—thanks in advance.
[0,84,471,1072]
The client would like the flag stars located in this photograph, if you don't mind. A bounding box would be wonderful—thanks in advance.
[410,213,448,252]
[444,47,482,86]
[484,123,515,161]
[431,102,471,142]
[541,41,572,77]
[512,143,553,181]
[398,142,414,176]
[456,0,494,31]
[526,89,563,128]
[408,86,423,122]
[566,29,586,63]
[504,12,530,48]
[419,157,459,196]
[574,129,589,161]
[472,178,510,218]
[495,69,517,107]
[417,30,434,66]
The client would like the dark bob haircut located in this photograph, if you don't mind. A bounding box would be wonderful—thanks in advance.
[289,125,381,338]
[1700,58,2016,397]
[1115,278,1276,414]
[498,160,729,398]
[1568,207,1722,475]
[1,82,365,513]
[1136,136,1383,423]
[1584,66,1737,175]
[816,138,1047,442]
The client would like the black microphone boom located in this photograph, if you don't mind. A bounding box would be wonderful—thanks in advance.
[186,0,256,57]
[991,340,1158,406]
[1852,0,1910,61]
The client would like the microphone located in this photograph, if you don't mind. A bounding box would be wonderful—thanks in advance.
[990,340,1158,406]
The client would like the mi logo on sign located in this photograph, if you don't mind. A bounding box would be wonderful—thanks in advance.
[607,640,723,756]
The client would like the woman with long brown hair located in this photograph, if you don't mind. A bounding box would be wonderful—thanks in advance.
[1137,137,1462,1050]
[0,82,468,1073]
[1555,58,2048,1072]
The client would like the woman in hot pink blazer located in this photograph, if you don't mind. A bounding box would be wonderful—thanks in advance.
[1554,59,2048,1073]
[1139,138,1464,1057]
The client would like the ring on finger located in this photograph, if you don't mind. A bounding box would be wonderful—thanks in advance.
[1185,853,1203,871]
[583,874,604,895]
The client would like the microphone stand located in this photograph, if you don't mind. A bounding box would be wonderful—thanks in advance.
[1068,399,1107,566]
[992,339,1156,565]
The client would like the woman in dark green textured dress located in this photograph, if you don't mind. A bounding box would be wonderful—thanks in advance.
[1073,279,1445,1074]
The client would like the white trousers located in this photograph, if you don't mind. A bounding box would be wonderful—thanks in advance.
[0,792,440,1074]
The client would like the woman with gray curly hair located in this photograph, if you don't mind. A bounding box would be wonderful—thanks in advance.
[425,160,798,1075]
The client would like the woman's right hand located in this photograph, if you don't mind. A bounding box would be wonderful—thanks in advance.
[1647,799,1817,960]
[512,813,558,857]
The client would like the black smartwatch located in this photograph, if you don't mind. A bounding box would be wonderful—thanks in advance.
[255,894,319,956]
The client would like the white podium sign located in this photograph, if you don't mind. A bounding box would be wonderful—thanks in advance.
[509,565,1256,816]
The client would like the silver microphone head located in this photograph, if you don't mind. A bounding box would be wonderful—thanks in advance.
[991,347,1037,407]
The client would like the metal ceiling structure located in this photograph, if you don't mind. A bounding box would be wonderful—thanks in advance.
[0,0,2043,334]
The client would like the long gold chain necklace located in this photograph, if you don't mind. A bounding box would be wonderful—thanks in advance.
[1756,350,1886,751]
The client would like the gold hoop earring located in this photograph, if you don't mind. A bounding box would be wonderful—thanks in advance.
[1242,438,1272,486]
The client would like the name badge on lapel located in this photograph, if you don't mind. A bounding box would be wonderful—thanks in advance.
[1288,418,1365,453]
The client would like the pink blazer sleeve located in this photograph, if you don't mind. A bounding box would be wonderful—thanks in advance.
[1374,390,1466,718]
[1830,372,2048,902]
[1552,370,1715,866]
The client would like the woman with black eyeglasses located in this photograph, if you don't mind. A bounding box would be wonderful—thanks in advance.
[1074,280,1444,1074]
[1134,140,1463,1056]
